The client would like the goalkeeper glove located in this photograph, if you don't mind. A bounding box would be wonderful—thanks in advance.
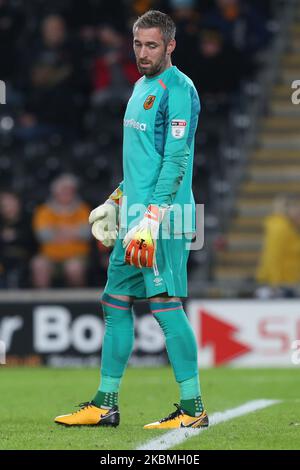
[122,204,166,274]
[89,186,122,247]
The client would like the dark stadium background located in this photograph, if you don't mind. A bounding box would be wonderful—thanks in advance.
[0,0,299,369]
[1,0,300,452]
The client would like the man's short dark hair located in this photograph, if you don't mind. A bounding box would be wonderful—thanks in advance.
[133,10,176,45]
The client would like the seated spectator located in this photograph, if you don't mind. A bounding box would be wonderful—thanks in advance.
[67,0,127,34]
[203,0,269,57]
[91,24,140,106]
[172,2,202,72]
[256,195,300,297]
[16,14,83,141]
[0,191,36,288]
[0,0,24,81]
[189,28,247,103]
[31,174,91,288]
[188,27,247,178]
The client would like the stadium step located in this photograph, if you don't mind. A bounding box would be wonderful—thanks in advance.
[290,38,300,52]
[251,149,300,163]
[282,53,300,67]
[271,84,295,101]
[249,162,300,171]
[281,69,300,86]
[280,64,300,75]
[240,181,300,197]
[259,132,300,149]
[230,216,264,232]
[250,160,300,168]
[248,166,300,181]
[216,251,259,267]
[214,266,256,282]
[225,233,263,251]
[290,24,300,36]
[270,100,300,117]
[262,116,300,132]
[236,199,273,216]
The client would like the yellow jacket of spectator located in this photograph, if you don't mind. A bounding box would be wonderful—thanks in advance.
[256,214,300,286]
[33,201,91,262]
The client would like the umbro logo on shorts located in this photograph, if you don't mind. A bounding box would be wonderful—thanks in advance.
[154,277,163,286]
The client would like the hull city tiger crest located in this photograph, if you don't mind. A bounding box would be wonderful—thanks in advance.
[144,95,156,110]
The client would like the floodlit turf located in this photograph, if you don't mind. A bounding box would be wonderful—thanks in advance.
[0,367,299,450]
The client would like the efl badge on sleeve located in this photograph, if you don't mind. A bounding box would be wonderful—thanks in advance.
[144,95,156,110]
[171,119,187,138]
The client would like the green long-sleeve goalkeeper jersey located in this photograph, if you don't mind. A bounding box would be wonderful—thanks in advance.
[119,65,200,234]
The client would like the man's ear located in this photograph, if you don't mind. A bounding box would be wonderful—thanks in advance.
[167,39,176,55]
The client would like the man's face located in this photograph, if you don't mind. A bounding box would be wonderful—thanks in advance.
[42,15,66,47]
[133,27,174,77]
[53,182,76,206]
[0,193,20,221]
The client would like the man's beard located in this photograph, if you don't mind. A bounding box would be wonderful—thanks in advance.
[137,56,166,77]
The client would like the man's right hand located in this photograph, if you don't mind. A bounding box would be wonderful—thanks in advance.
[89,201,118,247]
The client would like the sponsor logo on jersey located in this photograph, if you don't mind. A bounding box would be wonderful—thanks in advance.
[123,118,147,131]
[143,95,156,110]
[171,119,187,138]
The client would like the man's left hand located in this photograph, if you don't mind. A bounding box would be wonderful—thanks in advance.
[123,205,162,269]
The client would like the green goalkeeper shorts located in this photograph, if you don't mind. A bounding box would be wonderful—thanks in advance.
[104,233,192,298]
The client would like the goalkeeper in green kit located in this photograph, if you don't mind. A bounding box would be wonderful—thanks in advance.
[55,10,208,430]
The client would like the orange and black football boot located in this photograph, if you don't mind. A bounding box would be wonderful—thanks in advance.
[54,402,120,427]
[144,403,209,429]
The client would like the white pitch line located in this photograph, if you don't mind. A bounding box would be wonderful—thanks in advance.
[137,399,281,451]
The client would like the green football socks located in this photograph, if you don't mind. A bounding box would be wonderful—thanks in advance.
[92,375,121,408]
[179,375,204,416]
[92,390,118,409]
[93,293,134,408]
[150,301,204,417]
[93,296,205,415]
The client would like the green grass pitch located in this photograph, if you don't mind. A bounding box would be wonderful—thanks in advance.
[0,367,299,450]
